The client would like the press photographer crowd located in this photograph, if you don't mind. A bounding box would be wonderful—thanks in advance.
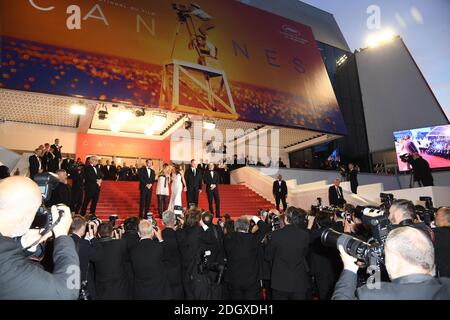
[1,155,450,300]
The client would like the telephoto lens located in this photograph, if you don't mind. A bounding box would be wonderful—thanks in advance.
[320,228,373,264]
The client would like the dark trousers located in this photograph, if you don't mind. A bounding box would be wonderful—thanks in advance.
[315,273,337,300]
[139,187,152,219]
[229,282,262,300]
[71,189,83,214]
[186,188,199,207]
[351,183,358,194]
[272,288,307,300]
[81,188,99,216]
[157,194,169,217]
[207,187,220,217]
[275,194,287,211]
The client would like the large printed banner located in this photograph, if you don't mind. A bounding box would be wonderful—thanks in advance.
[0,0,346,134]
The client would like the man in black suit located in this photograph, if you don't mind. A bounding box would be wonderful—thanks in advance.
[224,215,269,300]
[328,178,346,207]
[61,154,74,175]
[29,148,43,180]
[204,163,221,218]
[101,160,113,180]
[70,215,98,299]
[185,159,202,208]
[272,175,288,212]
[348,163,359,194]
[130,220,172,300]
[265,207,310,300]
[162,210,184,299]
[80,156,102,217]
[46,147,59,173]
[434,207,450,278]
[71,165,84,215]
[138,159,155,219]
[51,138,63,160]
[91,223,130,300]
[333,227,450,300]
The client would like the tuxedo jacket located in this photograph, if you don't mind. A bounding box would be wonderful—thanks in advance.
[51,144,62,160]
[29,154,41,179]
[203,170,220,188]
[138,167,156,190]
[272,180,288,197]
[83,165,102,192]
[184,166,203,191]
[328,185,345,207]
[46,152,59,173]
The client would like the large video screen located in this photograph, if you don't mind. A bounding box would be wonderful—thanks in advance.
[394,125,450,171]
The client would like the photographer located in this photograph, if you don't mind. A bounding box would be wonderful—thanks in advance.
[224,215,269,300]
[0,176,78,300]
[91,222,130,300]
[388,199,434,240]
[162,210,184,299]
[308,211,343,300]
[332,227,450,299]
[434,207,450,277]
[265,207,310,300]
[130,220,172,300]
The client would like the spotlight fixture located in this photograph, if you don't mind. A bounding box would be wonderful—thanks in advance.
[97,104,108,120]
[203,119,216,130]
[152,112,167,131]
[135,108,146,117]
[111,122,121,133]
[70,101,87,115]
[144,127,154,136]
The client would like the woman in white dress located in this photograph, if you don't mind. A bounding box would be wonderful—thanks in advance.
[168,165,186,215]
[156,163,171,218]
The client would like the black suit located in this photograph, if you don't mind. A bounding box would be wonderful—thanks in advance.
[333,270,450,300]
[272,180,288,211]
[185,167,203,207]
[122,231,140,298]
[265,225,310,300]
[328,185,346,207]
[224,219,269,300]
[162,228,184,299]
[130,239,172,300]
[91,238,130,300]
[0,235,79,300]
[435,227,450,278]
[348,169,358,194]
[138,166,156,219]
[49,183,71,207]
[70,234,98,299]
[46,152,59,173]
[71,169,84,214]
[28,154,41,180]
[61,158,74,174]
[51,144,62,160]
[81,165,102,216]
[204,170,221,217]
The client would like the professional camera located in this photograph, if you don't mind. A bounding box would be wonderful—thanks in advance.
[31,173,63,234]
[321,228,384,267]
[259,208,282,231]
[355,206,391,245]
[198,250,226,285]
[310,197,323,216]
[399,153,412,163]
[380,193,394,210]
[416,196,436,225]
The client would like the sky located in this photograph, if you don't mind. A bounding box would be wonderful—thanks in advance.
[301,0,450,121]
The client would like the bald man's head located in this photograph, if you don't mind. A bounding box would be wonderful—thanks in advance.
[0,177,42,237]
[385,227,435,280]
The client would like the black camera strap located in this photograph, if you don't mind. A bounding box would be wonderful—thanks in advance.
[23,213,63,252]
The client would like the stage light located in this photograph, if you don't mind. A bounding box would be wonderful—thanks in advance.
[365,29,395,48]
[144,127,154,136]
[111,122,121,133]
[116,109,133,123]
[203,119,216,130]
[70,102,86,115]
[336,54,348,67]
[152,112,167,131]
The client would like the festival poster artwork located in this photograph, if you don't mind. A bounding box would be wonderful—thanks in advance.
[0,0,346,135]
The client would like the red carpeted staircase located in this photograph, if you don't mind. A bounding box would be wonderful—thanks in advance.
[94,181,273,224]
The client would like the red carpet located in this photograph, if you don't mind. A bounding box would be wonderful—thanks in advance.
[93,181,273,225]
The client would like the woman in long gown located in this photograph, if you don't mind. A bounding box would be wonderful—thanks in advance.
[168,165,186,215]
